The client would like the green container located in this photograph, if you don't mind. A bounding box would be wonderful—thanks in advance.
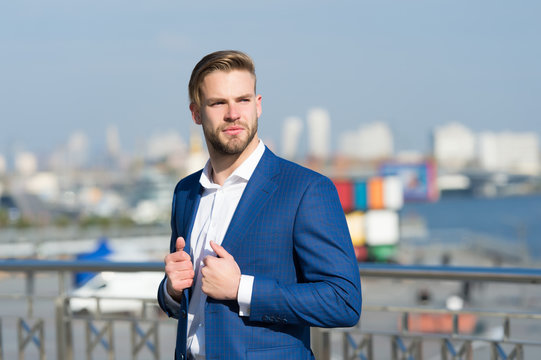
[368,245,396,262]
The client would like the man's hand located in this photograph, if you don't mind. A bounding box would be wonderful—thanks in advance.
[164,237,194,302]
[201,241,241,300]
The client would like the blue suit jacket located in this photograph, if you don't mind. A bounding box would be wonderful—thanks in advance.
[158,147,362,360]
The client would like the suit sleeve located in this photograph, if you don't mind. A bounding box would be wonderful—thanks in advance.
[157,185,183,319]
[249,176,362,328]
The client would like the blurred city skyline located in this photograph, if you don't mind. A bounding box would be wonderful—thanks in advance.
[1,1,540,157]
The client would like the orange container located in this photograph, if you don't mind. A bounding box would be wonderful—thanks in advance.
[368,177,384,209]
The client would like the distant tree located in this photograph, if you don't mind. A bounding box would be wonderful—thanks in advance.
[80,215,111,229]
[54,215,71,228]
[117,215,135,228]
[14,216,32,229]
[0,209,9,227]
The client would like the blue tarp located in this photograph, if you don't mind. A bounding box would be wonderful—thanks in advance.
[74,237,113,287]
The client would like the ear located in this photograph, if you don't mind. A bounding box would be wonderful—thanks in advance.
[256,94,262,118]
[190,103,201,125]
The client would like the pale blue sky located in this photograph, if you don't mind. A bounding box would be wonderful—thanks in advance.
[1,0,540,156]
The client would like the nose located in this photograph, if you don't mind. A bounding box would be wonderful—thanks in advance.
[225,103,240,121]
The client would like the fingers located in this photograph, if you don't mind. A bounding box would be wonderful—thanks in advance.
[165,256,193,273]
[200,243,241,300]
[201,252,219,268]
[176,237,185,252]
[164,249,191,264]
[164,237,189,264]
[166,272,193,298]
[163,236,194,296]
[209,240,232,259]
[168,268,195,283]
[165,257,194,294]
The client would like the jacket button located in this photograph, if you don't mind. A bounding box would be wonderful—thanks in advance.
[181,310,187,318]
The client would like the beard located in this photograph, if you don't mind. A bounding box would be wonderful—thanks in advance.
[202,119,258,156]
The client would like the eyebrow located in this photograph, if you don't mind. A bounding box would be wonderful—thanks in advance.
[236,93,254,99]
[205,94,254,104]
[205,97,224,104]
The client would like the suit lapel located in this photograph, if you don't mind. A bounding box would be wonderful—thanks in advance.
[179,174,202,302]
[221,148,279,255]
[181,174,203,256]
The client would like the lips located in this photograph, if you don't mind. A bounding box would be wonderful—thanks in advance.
[223,126,244,136]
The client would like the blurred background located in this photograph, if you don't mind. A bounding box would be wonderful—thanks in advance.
[1,0,541,265]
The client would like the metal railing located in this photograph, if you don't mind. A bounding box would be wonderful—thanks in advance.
[322,264,541,360]
[1,260,541,359]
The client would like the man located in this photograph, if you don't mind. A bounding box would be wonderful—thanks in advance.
[157,50,361,360]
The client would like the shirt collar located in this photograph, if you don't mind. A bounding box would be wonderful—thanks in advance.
[199,140,266,189]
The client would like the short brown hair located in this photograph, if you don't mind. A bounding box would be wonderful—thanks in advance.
[188,50,256,107]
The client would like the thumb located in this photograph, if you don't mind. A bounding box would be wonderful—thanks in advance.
[209,241,232,259]
[176,237,185,252]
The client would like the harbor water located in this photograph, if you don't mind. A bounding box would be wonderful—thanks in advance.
[400,193,541,263]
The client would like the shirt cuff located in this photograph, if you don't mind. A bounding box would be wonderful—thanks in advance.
[163,280,181,307]
[237,274,254,316]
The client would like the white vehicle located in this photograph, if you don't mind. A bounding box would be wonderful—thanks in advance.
[69,270,164,315]
[69,238,166,315]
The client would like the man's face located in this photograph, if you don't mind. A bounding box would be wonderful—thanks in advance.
[191,70,262,156]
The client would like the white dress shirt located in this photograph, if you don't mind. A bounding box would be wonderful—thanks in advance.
[164,140,265,359]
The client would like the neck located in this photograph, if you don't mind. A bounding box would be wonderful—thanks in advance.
[208,137,259,186]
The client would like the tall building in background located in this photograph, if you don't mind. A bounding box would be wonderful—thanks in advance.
[0,154,6,175]
[282,116,303,160]
[185,126,207,175]
[145,131,186,162]
[432,122,476,170]
[66,131,89,169]
[15,151,37,176]
[478,131,540,175]
[339,122,393,161]
[106,125,121,158]
[307,108,330,160]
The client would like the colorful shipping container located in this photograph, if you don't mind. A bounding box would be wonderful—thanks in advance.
[333,176,404,212]
[334,176,404,263]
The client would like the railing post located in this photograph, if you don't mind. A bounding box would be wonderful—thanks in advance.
[361,334,374,360]
[515,344,524,360]
[39,320,45,360]
[25,271,35,318]
[490,342,500,360]
[0,318,3,360]
[391,335,398,360]
[55,297,73,360]
[401,312,409,332]
[311,327,330,360]
[342,332,348,359]
[503,316,511,341]
[55,271,73,360]
[441,339,448,360]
